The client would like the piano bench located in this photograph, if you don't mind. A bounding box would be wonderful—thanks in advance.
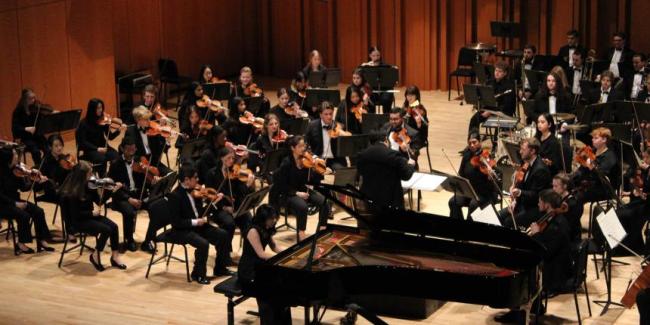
[214,276,252,325]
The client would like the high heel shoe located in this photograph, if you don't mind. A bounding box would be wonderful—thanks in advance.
[37,242,55,253]
[14,245,35,255]
[89,253,105,272]
[110,257,127,270]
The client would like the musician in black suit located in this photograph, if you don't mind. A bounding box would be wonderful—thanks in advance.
[531,72,572,124]
[468,62,516,133]
[516,44,546,98]
[275,136,331,242]
[606,31,635,78]
[552,173,583,242]
[557,30,584,68]
[499,138,552,229]
[107,136,152,252]
[587,70,625,105]
[167,164,232,285]
[572,127,620,204]
[566,49,587,97]
[357,134,415,211]
[304,102,349,170]
[125,106,170,173]
[623,53,648,100]
[380,108,423,160]
[637,77,650,103]
[449,131,499,220]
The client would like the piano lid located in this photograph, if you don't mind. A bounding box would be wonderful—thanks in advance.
[314,184,545,257]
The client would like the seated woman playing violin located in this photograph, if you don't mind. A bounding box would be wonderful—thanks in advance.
[223,97,257,147]
[272,88,308,129]
[0,147,55,254]
[232,66,270,118]
[179,82,225,129]
[249,114,287,173]
[76,98,122,175]
[571,127,620,204]
[12,88,52,166]
[403,85,429,143]
[125,106,172,175]
[337,86,373,135]
[39,134,73,202]
[275,135,331,242]
[205,147,255,260]
[448,131,499,220]
[347,68,377,114]
[289,72,309,112]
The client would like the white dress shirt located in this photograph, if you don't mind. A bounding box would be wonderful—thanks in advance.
[320,120,334,159]
[609,49,622,77]
[548,95,557,114]
[139,128,151,155]
[572,69,582,95]
[631,73,643,99]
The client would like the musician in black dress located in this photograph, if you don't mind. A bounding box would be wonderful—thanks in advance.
[12,88,50,166]
[587,70,625,104]
[175,106,203,150]
[499,138,553,229]
[76,98,121,173]
[288,72,308,109]
[39,134,71,202]
[357,134,415,211]
[223,97,254,146]
[197,125,228,183]
[337,86,371,134]
[557,29,584,68]
[572,127,620,204]
[0,147,54,254]
[238,204,290,325]
[305,102,349,170]
[403,85,429,144]
[232,66,270,118]
[272,88,305,129]
[205,146,254,256]
[59,160,126,271]
[249,114,286,173]
[347,68,376,113]
[360,46,394,109]
[535,113,564,175]
[552,173,583,242]
[531,72,572,123]
[275,136,331,241]
[179,82,223,130]
[467,62,516,133]
[448,131,499,220]
[381,108,422,160]
[167,164,232,284]
[301,50,326,80]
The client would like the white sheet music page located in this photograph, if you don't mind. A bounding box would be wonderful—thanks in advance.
[401,172,447,191]
[471,205,502,226]
[596,209,627,249]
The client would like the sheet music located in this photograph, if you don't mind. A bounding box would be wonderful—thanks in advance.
[596,209,627,249]
[471,206,502,226]
[401,172,447,191]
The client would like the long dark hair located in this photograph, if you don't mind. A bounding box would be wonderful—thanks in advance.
[0,148,14,171]
[345,86,363,109]
[540,72,567,99]
[231,97,246,119]
[198,64,213,83]
[59,160,92,199]
[367,46,383,64]
[15,88,35,114]
[85,98,105,124]
[184,82,203,103]
[251,204,278,237]
[402,85,421,108]
[535,113,557,139]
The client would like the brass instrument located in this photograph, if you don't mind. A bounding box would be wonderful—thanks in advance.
[584,49,597,82]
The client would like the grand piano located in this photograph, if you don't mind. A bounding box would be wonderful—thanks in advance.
[250,184,545,323]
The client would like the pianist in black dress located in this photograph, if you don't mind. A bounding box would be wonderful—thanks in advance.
[238,204,290,325]
[11,88,49,166]
[76,98,121,174]
[535,113,564,176]
[531,72,572,124]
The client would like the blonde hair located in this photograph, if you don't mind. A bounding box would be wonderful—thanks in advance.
[240,66,252,75]
[590,127,611,141]
[132,105,152,120]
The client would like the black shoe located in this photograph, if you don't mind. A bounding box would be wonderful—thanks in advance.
[15,245,35,255]
[213,268,235,277]
[191,274,211,285]
[494,310,526,323]
[37,242,55,252]
[126,241,137,252]
[140,241,156,253]
[89,253,105,272]
[110,257,127,270]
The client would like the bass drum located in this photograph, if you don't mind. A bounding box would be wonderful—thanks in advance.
[496,155,515,193]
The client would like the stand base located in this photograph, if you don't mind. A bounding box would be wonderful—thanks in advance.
[593,300,625,316]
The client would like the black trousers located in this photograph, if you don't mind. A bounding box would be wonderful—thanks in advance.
[110,199,138,243]
[638,288,650,325]
[171,225,229,277]
[211,209,252,252]
[83,147,119,175]
[448,194,496,221]
[286,191,330,231]
[498,205,539,230]
[77,216,119,252]
[0,202,50,243]
[22,138,44,166]
[240,279,292,325]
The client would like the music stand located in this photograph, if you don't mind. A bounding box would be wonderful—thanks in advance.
[308,68,341,88]
[523,69,548,94]
[284,118,309,136]
[259,148,290,182]
[503,140,523,165]
[305,89,341,108]
[202,83,231,101]
[522,100,536,119]
[463,84,498,109]
[179,137,207,164]
[35,109,83,135]
[583,102,615,123]
[146,171,178,203]
[335,135,370,158]
[358,65,399,91]
[473,62,490,84]
[233,186,270,218]
[361,114,389,134]
[244,96,263,115]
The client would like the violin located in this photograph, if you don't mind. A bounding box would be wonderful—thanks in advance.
[197,120,213,136]
[301,152,327,175]
[99,114,125,132]
[405,100,428,126]
[225,141,259,157]
[205,76,227,84]
[526,201,569,235]
[271,129,288,143]
[391,128,411,145]
[88,176,117,190]
[13,163,44,181]
[351,102,364,122]
[152,103,174,126]
[622,264,650,308]
[243,83,263,97]
[191,186,222,202]
[146,121,181,138]
[58,153,77,170]
[470,149,497,178]
[284,103,308,118]
[238,111,264,129]
[513,162,529,186]
[228,164,253,182]
[132,156,160,183]
[574,146,597,169]
[196,95,226,113]
[328,123,350,138]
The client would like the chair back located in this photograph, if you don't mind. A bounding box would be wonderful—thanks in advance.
[571,239,590,290]
[333,167,358,187]
[158,59,180,79]
[458,48,477,67]
[148,196,172,234]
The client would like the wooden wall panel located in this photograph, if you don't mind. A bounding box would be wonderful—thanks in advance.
[0,11,22,138]
[111,0,131,74]
[268,0,303,78]
[549,0,575,54]
[0,1,17,13]
[630,0,650,54]
[401,0,429,88]
[475,0,499,44]
[66,0,116,115]
[18,0,71,110]
[336,0,366,83]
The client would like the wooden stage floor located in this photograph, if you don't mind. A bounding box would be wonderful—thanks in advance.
[0,79,641,324]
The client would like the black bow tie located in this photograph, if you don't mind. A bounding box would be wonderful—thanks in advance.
[549,94,556,98]
[322,124,331,130]
[574,68,582,72]
[603,91,609,95]
[139,127,149,133]
[569,45,576,50]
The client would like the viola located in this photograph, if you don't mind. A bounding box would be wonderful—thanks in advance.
[228,164,253,182]
[238,111,264,129]
[13,163,43,181]
[351,102,364,122]
[391,128,411,145]
[527,201,569,235]
[196,95,225,113]
[574,146,597,169]
[622,264,650,308]
[328,123,350,139]
[152,103,174,126]
[99,114,125,132]
[405,100,428,126]
[88,176,117,190]
[470,149,497,177]
[197,120,213,136]
[225,141,259,157]
[243,83,263,97]
[271,129,288,143]
[284,103,308,118]
[301,152,327,175]
[58,153,77,170]
[146,121,180,138]
[132,156,160,183]
[513,162,529,186]
[191,186,222,202]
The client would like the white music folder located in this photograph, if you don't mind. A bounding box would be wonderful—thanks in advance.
[596,208,627,249]
[401,172,447,192]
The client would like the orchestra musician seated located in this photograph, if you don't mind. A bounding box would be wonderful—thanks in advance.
[606,31,635,79]
[12,88,50,166]
[248,113,287,174]
[232,66,270,118]
[402,85,429,144]
[448,131,499,221]
[125,106,172,176]
[467,62,516,134]
[197,125,229,184]
[552,173,583,243]
[39,134,72,203]
[531,72,572,124]
[0,147,54,254]
[301,50,326,80]
[572,127,620,204]
[288,71,308,111]
[517,44,546,99]
[223,97,255,146]
[75,98,122,174]
[275,135,331,242]
[615,147,650,254]
[347,68,377,114]
[636,74,650,103]
[587,70,624,104]
[337,86,371,135]
[557,29,584,68]
[305,102,350,170]
[498,138,552,229]
[272,88,306,129]
[566,49,586,97]
[381,108,423,161]
[359,46,395,109]
[624,53,648,101]
[535,113,565,176]
[167,163,232,284]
